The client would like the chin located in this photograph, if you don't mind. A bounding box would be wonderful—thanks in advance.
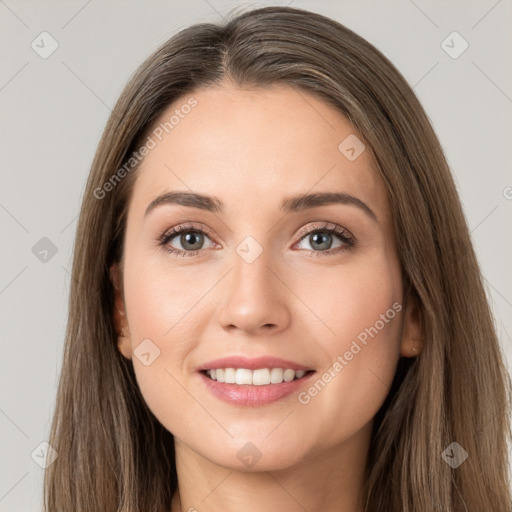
[196,435,311,473]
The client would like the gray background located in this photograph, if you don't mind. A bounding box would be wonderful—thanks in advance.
[1,0,511,510]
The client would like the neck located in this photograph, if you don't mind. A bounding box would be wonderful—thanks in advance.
[170,423,371,512]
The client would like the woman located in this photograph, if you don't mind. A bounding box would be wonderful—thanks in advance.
[44,5,511,511]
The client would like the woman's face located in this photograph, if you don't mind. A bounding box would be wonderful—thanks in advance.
[112,80,420,471]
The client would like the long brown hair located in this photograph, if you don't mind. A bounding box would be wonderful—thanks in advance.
[44,6,511,511]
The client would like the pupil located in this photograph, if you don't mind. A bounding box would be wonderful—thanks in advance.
[311,232,332,251]
[181,232,203,250]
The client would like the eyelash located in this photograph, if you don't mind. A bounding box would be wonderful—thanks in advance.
[157,222,356,258]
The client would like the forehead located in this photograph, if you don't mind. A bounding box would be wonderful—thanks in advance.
[129,81,390,222]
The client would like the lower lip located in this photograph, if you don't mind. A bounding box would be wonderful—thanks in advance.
[198,371,316,407]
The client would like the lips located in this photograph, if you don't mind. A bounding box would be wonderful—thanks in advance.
[195,355,316,406]
[195,355,314,372]
[198,369,316,406]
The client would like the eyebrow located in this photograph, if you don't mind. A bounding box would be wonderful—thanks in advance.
[144,191,377,222]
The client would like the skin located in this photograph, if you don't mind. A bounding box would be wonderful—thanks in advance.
[111,79,422,512]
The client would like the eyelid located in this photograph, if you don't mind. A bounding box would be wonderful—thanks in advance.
[293,221,353,244]
[158,222,217,244]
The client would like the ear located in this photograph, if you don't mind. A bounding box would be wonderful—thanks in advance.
[110,263,132,360]
[399,289,423,358]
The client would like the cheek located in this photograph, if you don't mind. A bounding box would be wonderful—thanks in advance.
[121,255,218,432]
[123,255,209,350]
[293,253,402,341]
[294,261,403,432]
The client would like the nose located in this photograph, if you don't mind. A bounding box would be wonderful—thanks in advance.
[216,244,291,335]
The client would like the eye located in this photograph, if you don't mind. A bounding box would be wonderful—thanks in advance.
[293,222,355,256]
[158,223,217,258]
[158,222,356,258]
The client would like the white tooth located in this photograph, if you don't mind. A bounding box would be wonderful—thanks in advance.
[210,367,308,385]
[252,368,271,385]
[283,369,295,382]
[270,368,284,384]
[235,368,253,385]
[224,367,236,384]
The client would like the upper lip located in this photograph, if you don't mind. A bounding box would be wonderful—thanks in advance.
[196,356,315,372]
